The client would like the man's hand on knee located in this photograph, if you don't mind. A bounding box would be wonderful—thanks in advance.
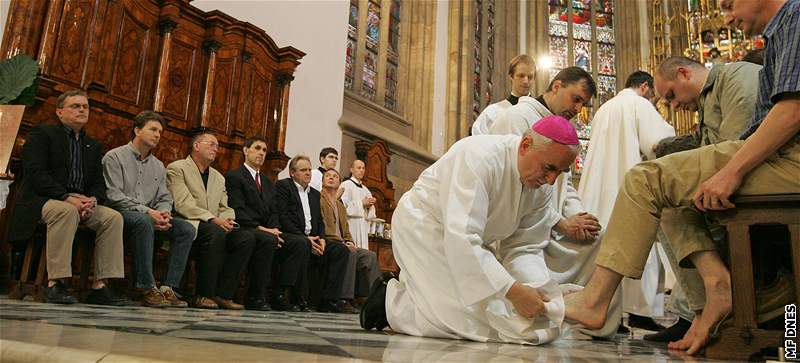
[506,282,549,318]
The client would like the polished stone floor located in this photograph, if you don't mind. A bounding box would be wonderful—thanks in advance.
[0,296,741,362]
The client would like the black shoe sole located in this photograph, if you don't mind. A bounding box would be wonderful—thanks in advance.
[360,273,395,330]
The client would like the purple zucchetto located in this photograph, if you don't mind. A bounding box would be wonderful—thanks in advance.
[531,115,579,145]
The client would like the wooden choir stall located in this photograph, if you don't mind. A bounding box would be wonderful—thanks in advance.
[355,140,399,274]
[0,0,304,296]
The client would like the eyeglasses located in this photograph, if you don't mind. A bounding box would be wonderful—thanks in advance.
[197,141,219,149]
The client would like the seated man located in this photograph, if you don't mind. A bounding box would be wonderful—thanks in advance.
[276,155,349,313]
[646,56,760,342]
[565,0,800,355]
[339,159,376,250]
[310,147,338,191]
[103,110,195,308]
[10,89,127,306]
[166,132,257,310]
[320,168,380,313]
[225,136,309,311]
[361,117,579,345]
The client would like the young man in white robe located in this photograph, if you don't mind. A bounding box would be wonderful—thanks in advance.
[310,147,338,191]
[360,116,579,345]
[578,71,676,334]
[471,54,536,136]
[339,159,376,250]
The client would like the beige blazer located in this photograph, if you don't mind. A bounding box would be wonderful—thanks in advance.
[166,156,235,238]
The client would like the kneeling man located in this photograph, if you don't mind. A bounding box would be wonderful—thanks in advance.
[361,116,578,344]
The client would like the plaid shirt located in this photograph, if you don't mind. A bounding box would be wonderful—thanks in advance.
[741,0,800,139]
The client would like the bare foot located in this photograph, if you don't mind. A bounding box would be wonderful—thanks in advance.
[564,290,607,329]
[668,313,702,350]
[668,278,732,355]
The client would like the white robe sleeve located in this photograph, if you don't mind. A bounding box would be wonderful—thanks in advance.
[341,181,367,219]
[497,186,556,261]
[561,172,585,217]
[488,106,530,136]
[439,156,515,306]
[636,101,676,160]
[472,106,493,135]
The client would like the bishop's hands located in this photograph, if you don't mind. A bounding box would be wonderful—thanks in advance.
[506,282,549,318]
[555,212,601,242]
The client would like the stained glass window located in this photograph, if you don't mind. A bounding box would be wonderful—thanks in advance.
[365,1,381,51]
[362,51,377,100]
[384,0,400,111]
[345,38,356,90]
[574,40,591,72]
[598,75,617,105]
[485,0,495,105]
[385,62,397,110]
[361,0,380,101]
[598,43,615,75]
[595,0,615,107]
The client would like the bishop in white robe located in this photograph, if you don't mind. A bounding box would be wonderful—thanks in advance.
[374,118,580,344]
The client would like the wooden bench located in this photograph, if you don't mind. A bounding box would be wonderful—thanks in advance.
[706,194,800,361]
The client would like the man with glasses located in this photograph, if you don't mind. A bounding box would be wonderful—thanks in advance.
[10,89,128,305]
[166,131,257,309]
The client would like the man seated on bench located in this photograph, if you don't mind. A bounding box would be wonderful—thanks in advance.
[102,110,195,308]
[10,89,129,306]
[565,0,800,355]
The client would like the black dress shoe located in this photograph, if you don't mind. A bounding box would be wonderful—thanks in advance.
[338,300,359,314]
[318,299,344,313]
[245,299,271,311]
[360,272,397,330]
[296,298,313,312]
[627,313,665,331]
[643,317,692,342]
[43,281,77,304]
[86,286,131,306]
[270,294,292,311]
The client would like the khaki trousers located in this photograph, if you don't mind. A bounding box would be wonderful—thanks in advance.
[40,200,124,280]
[596,139,800,278]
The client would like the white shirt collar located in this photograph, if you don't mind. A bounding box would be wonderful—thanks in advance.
[243,163,258,180]
[294,180,310,193]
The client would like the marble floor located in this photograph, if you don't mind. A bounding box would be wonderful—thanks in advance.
[0,296,746,362]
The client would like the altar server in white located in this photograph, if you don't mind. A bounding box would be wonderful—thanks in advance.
[577,71,676,331]
[360,116,579,345]
[339,159,376,250]
[471,54,536,135]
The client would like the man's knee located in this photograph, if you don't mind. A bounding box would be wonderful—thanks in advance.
[95,206,123,228]
[44,200,80,224]
[122,211,154,234]
[170,218,196,241]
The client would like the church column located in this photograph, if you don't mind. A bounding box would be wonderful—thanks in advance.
[525,0,550,96]
[615,0,643,86]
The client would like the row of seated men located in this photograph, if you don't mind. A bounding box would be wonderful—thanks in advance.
[8,89,380,313]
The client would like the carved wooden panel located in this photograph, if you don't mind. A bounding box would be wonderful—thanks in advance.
[355,140,396,222]
[1,0,305,182]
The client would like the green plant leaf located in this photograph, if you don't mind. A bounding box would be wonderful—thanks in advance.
[0,54,40,105]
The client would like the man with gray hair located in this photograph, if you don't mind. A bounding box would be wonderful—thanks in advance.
[361,116,580,344]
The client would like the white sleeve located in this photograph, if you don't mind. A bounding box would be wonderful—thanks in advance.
[439,153,514,306]
[561,172,585,217]
[341,181,366,218]
[310,169,322,191]
[498,187,556,259]
[488,106,530,136]
[637,102,676,160]
[471,106,493,135]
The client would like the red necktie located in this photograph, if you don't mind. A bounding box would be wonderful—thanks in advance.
[255,172,262,192]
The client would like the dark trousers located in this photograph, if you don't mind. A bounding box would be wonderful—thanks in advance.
[273,233,311,291]
[193,222,255,299]
[241,228,278,302]
[299,239,349,302]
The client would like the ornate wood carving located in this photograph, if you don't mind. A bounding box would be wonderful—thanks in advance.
[0,0,305,183]
[354,140,396,222]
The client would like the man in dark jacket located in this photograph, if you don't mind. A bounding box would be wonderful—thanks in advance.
[225,136,307,311]
[275,155,349,313]
[10,89,127,306]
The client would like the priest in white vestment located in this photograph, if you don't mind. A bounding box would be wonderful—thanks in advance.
[471,55,535,135]
[339,159,376,250]
[361,117,579,344]
[578,72,676,331]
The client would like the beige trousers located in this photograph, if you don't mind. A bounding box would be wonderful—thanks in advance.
[40,200,124,280]
[596,139,800,277]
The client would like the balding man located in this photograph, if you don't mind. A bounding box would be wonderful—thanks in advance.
[361,116,580,345]
[339,159,376,250]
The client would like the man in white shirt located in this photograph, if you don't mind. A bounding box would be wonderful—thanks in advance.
[310,147,338,191]
[361,116,580,345]
[339,159,376,250]
[471,54,536,135]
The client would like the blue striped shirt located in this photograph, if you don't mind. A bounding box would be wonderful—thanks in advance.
[741,0,800,139]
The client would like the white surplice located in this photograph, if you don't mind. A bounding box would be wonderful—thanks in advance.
[488,95,621,338]
[577,88,676,318]
[339,176,376,250]
[387,134,567,344]
[471,99,513,136]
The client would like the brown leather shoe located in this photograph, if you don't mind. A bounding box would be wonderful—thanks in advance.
[161,288,189,308]
[212,297,244,310]
[193,296,219,309]
[141,288,170,308]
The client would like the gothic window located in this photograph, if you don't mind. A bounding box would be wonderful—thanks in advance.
[343,0,403,113]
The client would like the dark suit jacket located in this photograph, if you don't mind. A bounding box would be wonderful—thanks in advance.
[225,165,279,229]
[10,123,107,241]
[275,178,323,237]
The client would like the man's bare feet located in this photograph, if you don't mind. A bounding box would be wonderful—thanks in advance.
[564,290,607,329]
[667,277,732,355]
